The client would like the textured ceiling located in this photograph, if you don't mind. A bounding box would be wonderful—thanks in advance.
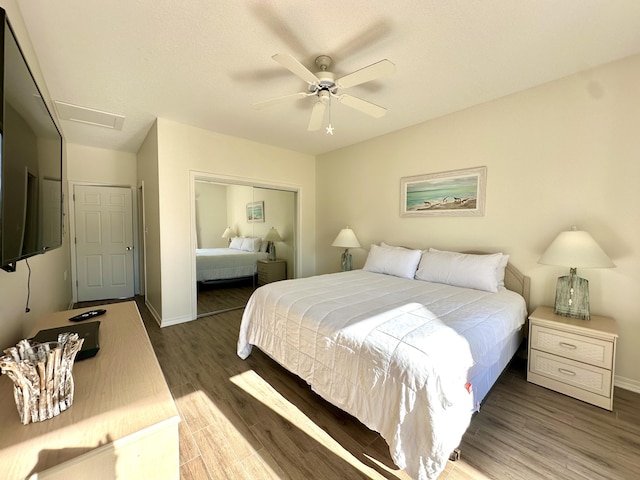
[15,0,640,156]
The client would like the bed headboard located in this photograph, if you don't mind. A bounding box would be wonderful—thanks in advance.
[504,262,530,311]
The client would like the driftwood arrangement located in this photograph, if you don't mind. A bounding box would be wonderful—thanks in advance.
[0,333,84,424]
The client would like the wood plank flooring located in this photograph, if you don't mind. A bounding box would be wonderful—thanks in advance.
[197,281,255,316]
[78,298,640,479]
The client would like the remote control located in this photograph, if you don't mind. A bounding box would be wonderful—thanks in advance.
[69,309,106,322]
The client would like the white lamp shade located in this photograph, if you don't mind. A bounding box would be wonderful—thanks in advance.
[539,228,614,269]
[263,227,282,243]
[332,227,361,249]
[221,227,235,238]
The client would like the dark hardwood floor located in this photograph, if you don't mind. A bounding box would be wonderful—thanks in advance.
[197,280,255,317]
[76,297,640,479]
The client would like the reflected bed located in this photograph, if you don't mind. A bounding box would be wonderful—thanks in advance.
[196,248,268,283]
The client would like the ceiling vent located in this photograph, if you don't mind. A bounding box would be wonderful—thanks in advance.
[54,100,125,130]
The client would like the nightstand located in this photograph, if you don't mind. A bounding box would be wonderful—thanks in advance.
[257,259,287,286]
[527,306,618,410]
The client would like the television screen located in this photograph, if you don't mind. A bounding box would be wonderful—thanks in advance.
[0,9,63,271]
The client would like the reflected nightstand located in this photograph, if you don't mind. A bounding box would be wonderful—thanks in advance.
[257,259,287,286]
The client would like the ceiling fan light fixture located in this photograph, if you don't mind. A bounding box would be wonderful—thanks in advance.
[254,53,394,132]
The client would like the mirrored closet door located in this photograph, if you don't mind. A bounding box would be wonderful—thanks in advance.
[194,178,296,317]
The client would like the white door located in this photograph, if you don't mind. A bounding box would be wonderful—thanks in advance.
[74,185,134,301]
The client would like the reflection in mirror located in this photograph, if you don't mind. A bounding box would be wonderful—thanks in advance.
[194,180,297,318]
[195,181,255,316]
[253,186,296,280]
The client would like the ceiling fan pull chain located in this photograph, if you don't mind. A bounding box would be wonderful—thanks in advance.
[326,98,334,135]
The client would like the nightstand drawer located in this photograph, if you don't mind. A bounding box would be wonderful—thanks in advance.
[529,350,612,398]
[530,324,613,369]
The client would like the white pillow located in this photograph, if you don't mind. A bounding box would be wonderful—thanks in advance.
[415,248,504,292]
[497,254,510,288]
[380,241,412,250]
[363,244,422,279]
[241,237,261,252]
[229,237,243,250]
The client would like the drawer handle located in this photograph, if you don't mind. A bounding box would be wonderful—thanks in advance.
[558,368,576,376]
[559,342,577,350]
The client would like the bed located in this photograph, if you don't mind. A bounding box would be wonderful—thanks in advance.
[237,245,529,480]
[196,237,268,283]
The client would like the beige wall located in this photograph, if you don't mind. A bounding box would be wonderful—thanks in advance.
[317,54,640,389]
[137,122,162,320]
[67,144,137,185]
[194,181,228,248]
[149,118,315,325]
[0,0,71,350]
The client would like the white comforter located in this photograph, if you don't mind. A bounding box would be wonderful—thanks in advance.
[237,270,527,479]
[196,248,268,282]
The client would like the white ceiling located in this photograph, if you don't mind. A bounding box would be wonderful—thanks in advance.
[15,0,640,156]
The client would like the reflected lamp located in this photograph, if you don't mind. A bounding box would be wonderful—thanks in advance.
[263,227,282,261]
[539,226,614,320]
[221,227,235,245]
[332,227,361,271]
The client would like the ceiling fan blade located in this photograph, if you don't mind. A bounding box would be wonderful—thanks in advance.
[272,53,319,85]
[307,100,327,131]
[337,94,387,118]
[251,92,310,110]
[335,59,395,89]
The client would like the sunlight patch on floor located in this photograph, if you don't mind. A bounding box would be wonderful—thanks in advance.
[230,369,407,479]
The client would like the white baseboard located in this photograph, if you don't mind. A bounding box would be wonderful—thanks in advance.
[144,299,194,328]
[160,314,195,327]
[144,300,162,327]
[615,375,640,394]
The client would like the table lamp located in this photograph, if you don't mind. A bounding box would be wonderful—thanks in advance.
[332,227,361,271]
[538,226,614,320]
[264,227,282,261]
[221,227,235,245]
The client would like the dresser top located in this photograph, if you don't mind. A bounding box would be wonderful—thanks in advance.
[0,301,179,477]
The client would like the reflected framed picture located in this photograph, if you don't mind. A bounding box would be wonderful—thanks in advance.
[400,166,486,217]
[246,201,265,223]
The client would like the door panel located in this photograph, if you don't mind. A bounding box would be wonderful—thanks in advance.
[75,185,134,301]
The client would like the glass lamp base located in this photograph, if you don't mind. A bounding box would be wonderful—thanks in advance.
[340,250,352,271]
[554,272,590,320]
[268,242,276,261]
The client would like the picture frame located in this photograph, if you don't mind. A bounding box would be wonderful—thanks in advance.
[246,201,265,223]
[400,166,487,217]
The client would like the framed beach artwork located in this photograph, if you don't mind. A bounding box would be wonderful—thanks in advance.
[246,201,265,223]
[400,166,487,217]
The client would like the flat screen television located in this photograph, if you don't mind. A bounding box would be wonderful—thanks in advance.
[0,8,63,272]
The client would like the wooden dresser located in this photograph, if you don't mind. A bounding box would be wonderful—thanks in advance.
[527,306,618,410]
[0,301,180,479]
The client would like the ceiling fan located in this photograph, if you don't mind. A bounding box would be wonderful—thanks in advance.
[252,53,395,131]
